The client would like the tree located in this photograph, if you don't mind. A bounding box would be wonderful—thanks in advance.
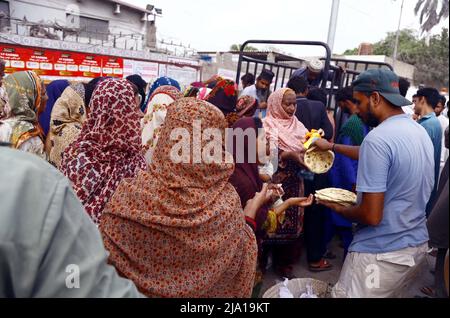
[415,0,449,33]
[343,47,358,55]
[230,44,259,52]
[414,28,449,87]
[372,29,424,65]
[342,28,449,88]
[342,29,424,64]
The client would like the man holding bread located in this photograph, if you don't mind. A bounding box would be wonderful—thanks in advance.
[312,69,435,298]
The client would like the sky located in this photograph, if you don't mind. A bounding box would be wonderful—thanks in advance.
[125,0,449,57]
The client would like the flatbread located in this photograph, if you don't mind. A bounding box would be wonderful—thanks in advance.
[304,147,335,174]
[315,193,354,207]
[315,188,357,205]
[316,188,357,202]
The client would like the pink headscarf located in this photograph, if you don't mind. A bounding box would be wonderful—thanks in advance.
[263,88,308,152]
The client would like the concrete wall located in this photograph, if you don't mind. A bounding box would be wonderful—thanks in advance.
[7,0,148,50]
[337,55,415,82]
[385,57,415,83]
[199,52,295,89]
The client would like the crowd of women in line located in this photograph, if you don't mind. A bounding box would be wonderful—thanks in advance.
[0,67,323,297]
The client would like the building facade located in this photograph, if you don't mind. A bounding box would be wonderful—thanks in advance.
[0,0,200,85]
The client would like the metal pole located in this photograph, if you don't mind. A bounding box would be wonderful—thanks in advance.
[392,0,405,69]
[327,0,340,53]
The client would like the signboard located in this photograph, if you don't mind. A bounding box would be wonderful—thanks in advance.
[102,56,123,77]
[0,44,200,84]
[123,59,159,82]
[0,44,123,79]
[166,64,198,87]
[166,57,199,86]
[158,63,167,77]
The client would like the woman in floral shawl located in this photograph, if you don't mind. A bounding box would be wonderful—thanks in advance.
[141,85,183,164]
[143,76,180,113]
[46,82,87,168]
[205,79,240,127]
[60,79,147,224]
[100,98,257,298]
[0,71,47,159]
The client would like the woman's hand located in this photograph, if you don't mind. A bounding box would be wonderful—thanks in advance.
[244,184,270,219]
[287,194,314,208]
[280,151,306,167]
[268,183,284,202]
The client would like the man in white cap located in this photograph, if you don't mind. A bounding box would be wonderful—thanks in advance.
[291,58,342,87]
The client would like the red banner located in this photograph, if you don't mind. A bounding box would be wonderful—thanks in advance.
[0,44,123,79]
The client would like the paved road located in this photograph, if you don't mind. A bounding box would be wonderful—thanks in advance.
[259,237,435,298]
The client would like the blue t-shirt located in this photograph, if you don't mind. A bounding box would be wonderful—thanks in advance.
[418,112,442,193]
[349,114,434,254]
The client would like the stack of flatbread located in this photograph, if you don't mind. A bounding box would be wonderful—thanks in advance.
[304,146,335,174]
[315,188,357,207]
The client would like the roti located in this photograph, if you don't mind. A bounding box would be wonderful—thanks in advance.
[315,196,354,207]
[315,193,354,207]
[304,147,335,174]
[315,188,357,205]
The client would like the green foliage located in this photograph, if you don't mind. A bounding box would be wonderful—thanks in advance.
[415,0,449,33]
[230,44,259,52]
[342,28,449,87]
[414,28,449,87]
[343,48,358,55]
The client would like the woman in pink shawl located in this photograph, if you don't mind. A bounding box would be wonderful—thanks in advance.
[261,87,309,279]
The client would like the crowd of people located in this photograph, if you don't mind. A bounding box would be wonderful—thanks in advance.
[0,56,448,298]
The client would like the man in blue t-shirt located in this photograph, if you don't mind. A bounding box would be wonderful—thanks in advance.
[414,87,443,216]
[313,69,434,298]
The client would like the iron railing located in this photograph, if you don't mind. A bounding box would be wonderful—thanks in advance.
[235,40,394,135]
[0,17,146,51]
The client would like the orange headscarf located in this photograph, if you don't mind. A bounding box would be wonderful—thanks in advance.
[100,97,257,298]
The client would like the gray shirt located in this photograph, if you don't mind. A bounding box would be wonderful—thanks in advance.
[0,147,144,298]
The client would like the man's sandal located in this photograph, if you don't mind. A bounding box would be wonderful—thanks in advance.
[309,259,333,272]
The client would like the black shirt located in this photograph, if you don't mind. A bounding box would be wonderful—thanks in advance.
[294,97,333,140]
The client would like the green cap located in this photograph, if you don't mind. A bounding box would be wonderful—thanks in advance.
[352,69,411,107]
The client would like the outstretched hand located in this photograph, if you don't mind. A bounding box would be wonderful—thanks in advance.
[288,194,314,208]
[244,183,271,219]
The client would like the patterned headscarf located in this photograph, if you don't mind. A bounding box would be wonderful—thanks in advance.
[236,95,258,117]
[205,79,238,115]
[144,76,180,112]
[141,85,183,164]
[100,97,257,298]
[263,88,308,152]
[60,79,147,224]
[84,76,110,109]
[183,85,200,98]
[0,86,10,120]
[47,82,86,168]
[2,71,44,148]
[3,71,43,122]
[191,75,224,89]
